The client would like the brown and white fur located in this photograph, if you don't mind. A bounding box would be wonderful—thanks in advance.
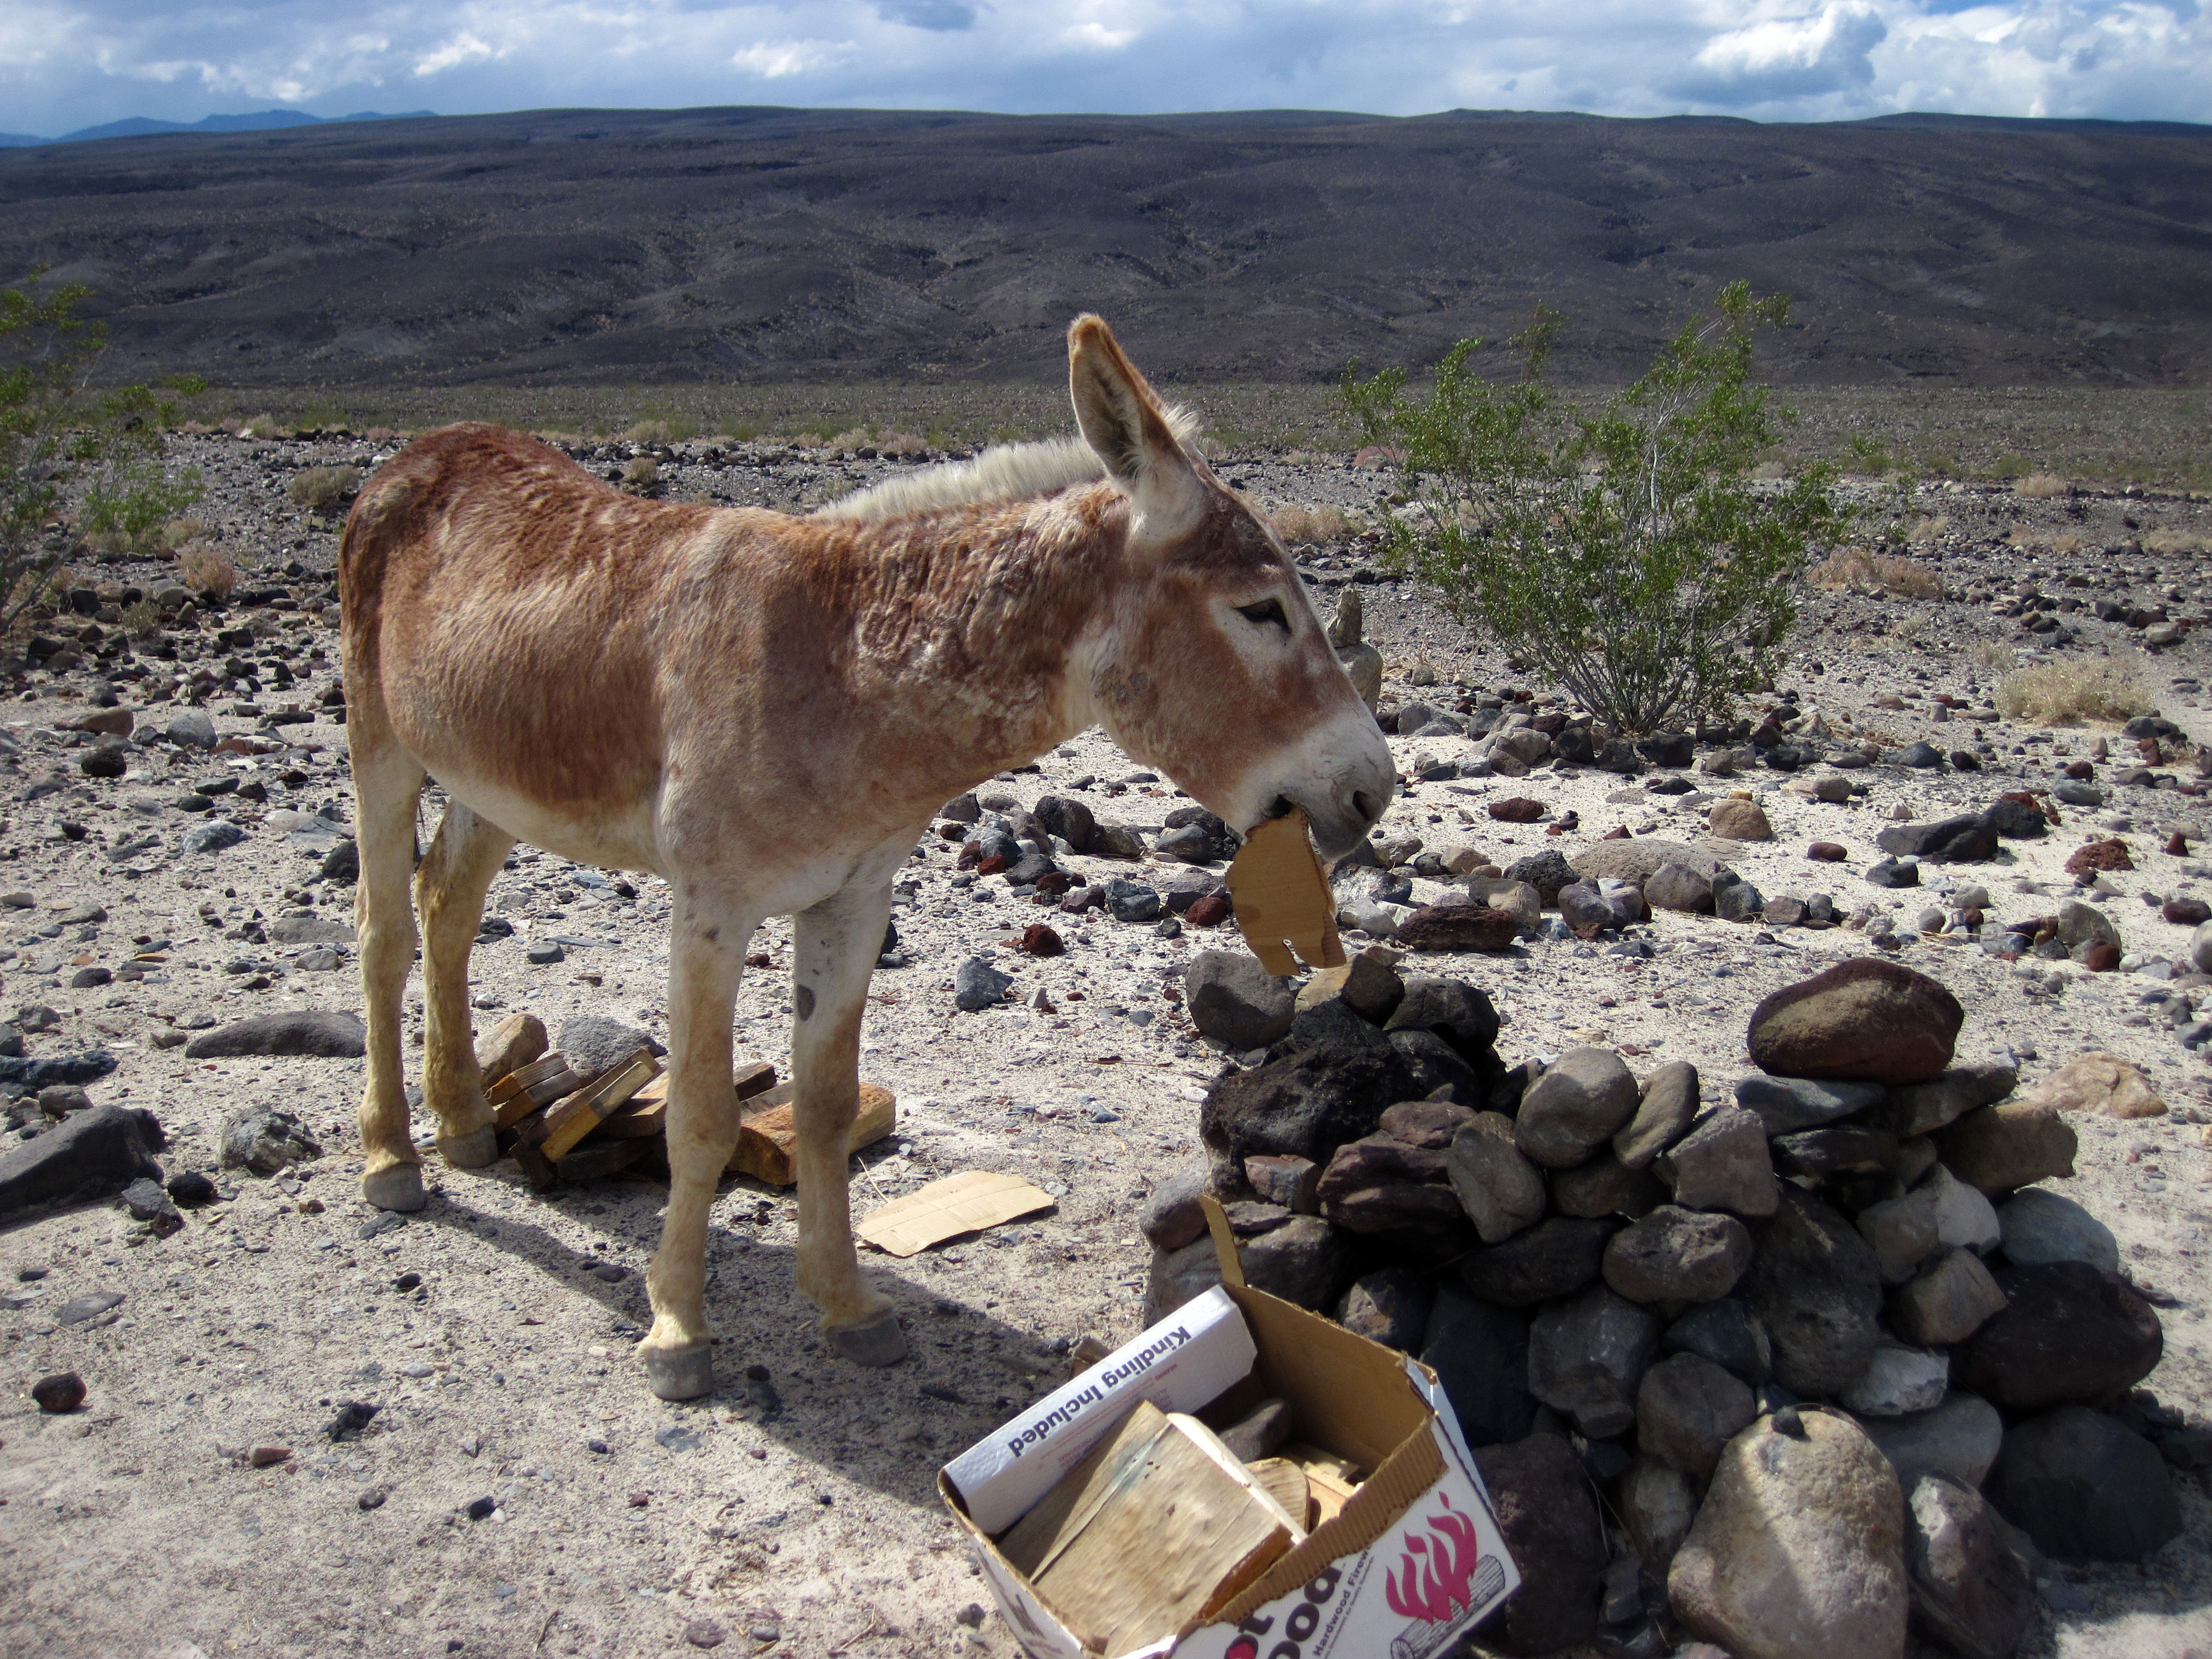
[339,316,1393,1400]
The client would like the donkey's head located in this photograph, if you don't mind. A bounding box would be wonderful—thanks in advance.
[1067,315,1394,858]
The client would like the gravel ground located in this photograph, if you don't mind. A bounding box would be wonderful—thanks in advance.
[4,431,2212,1658]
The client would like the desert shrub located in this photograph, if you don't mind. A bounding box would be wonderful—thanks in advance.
[1342,282,1850,734]
[1906,515,1948,545]
[2,276,203,634]
[152,515,208,553]
[1996,656,2154,726]
[877,429,927,457]
[621,456,660,488]
[1270,503,1361,545]
[623,419,671,445]
[1810,547,1944,599]
[786,432,826,450]
[121,598,158,634]
[288,465,361,512]
[1970,640,2018,672]
[239,413,284,439]
[2014,473,2070,499]
[178,545,237,599]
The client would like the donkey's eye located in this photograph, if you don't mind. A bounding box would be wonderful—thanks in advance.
[1235,597,1290,633]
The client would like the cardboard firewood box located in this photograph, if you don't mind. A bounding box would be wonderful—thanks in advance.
[940,1197,1519,1659]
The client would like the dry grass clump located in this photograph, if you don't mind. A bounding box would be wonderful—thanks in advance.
[1270,503,1361,545]
[121,599,159,635]
[1809,547,1945,599]
[288,466,361,512]
[2146,530,2211,556]
[1970,640,2018,672]
[2013,474,2071,499]
[621,456,660,488]
[1906,515,1949,545]
[623,419,672,445]
[1996,656,2154,726]
[178,546,238,599]
[150,517,210,555]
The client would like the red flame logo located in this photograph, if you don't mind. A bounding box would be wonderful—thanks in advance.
[1385,1494,1485,1624]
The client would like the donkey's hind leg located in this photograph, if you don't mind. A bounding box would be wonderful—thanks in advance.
[791,867,906,1366]
[416,800,516,1169]
[353,740,429,1212]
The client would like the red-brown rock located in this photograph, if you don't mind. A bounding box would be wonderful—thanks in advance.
[1807,842,1849,863]
[1395,905,1521,952]
[1747,958,1963,1085]
[1953,1262,2163,1411]
[1185,893,1230,927]
[2062,839,2133,879]
[1488,797,1546,823]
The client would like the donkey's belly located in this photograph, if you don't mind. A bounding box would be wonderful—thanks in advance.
[431,764,665,878]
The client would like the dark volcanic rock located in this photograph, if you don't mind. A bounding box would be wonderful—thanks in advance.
[1381,974,1501,1060]
[1469,1433,1606,1657]
[1200,1038,1414,1170]
[1182,951,1295,1051]
[0,1102,165,1220]
[1985,1406,2183,1562]
[1460,1216,1618,1307]
[1746,958,1963,1085]
[1601,1206,1755,1304]
[1953,1261,2163,1411]
[184,1009,367,1059]
[1421,1288,1536,1448]
[1336,1267,1436,1352]
[1743,1188,1885,1399]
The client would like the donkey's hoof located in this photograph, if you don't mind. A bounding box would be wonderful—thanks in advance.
[436,1128,499,1170]
[361,1164,426,1213]
[826,1313,908,1368]
[643,1344,714,1402]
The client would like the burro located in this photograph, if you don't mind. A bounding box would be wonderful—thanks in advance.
[337,315,1394,1400]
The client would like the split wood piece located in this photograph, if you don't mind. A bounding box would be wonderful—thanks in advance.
[488,1052,582,1130]
[997,1401,1297,1656]
[539,1048,662,1160]
[1278,1442,1365,1531]
[727,1082,896,1186]
[1246,1458,1315,1531]
[857,1168,1052,1258]
[1227,809,1345,976]
[473,1011,549,1088]
[552,1138,650,1183]
[618,1057,776,1119]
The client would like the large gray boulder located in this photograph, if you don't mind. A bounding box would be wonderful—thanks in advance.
[1669,1411,1909,1659]
[1181,952,1295,1051]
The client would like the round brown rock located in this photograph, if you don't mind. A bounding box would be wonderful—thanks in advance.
[1708,799,1775,841]
[1952,1261,2163,1411]
[31,1371,86,1412]
[1746,958,1963,1086]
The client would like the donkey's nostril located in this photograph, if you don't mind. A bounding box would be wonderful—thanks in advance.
[1350,789,1381,827]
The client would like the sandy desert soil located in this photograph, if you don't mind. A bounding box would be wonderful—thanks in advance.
[4,430,2212,1659]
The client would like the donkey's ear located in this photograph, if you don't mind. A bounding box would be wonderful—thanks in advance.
[1068,315,1203,535]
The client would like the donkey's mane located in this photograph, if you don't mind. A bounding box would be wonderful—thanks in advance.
[813,405,1199,524]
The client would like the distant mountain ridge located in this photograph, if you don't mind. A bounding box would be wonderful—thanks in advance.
[2,103,2208,387]
[0,109,435,148]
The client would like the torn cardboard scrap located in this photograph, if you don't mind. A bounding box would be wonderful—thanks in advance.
[1228,809,1345,975]
[857,1170,1055,1259]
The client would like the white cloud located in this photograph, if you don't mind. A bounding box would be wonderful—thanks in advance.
[3,0,2206,137]
[415,32,497,77]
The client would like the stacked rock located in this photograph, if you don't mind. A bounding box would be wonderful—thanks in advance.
[1149,950,2183,1659]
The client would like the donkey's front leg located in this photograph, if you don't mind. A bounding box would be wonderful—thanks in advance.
[791,873,906,1366]
[639,900,753,1401]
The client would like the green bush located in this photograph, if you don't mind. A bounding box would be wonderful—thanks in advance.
[1,276,202,632]
[1342,282,1851,734]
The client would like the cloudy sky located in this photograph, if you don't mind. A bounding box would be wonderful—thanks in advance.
[3,0,2206,138]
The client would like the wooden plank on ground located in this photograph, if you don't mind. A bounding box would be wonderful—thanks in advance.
[554,1138,650,1182]
[488,1052,582,1129]
[726,1082,896,1185]
[539,1049,661,1160]
[855,1169,1051,1258]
